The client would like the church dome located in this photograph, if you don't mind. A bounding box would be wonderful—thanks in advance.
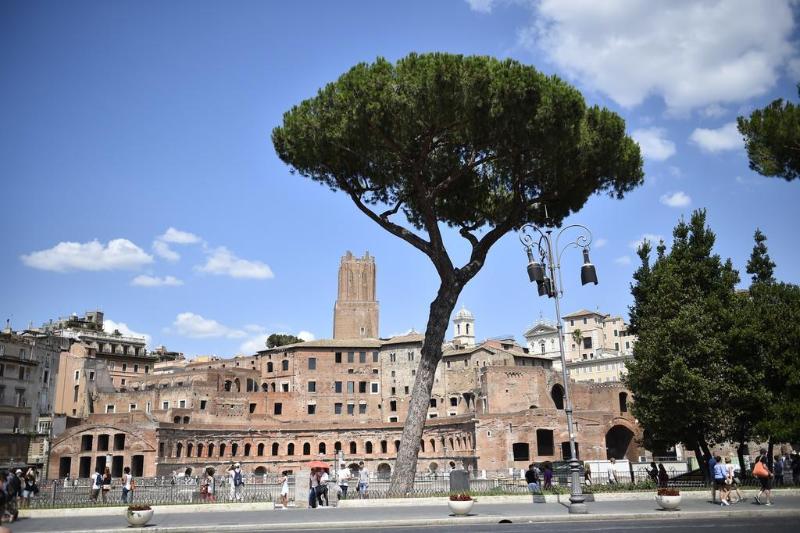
[454,307,474,320]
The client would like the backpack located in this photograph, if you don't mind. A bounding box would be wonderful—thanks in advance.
[234,470,243,487]
[95,473,103,488]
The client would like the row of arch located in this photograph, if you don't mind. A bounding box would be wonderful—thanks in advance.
[163,434,474,460]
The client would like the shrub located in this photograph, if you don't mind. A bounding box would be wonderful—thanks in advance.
[127,504,152,511]
[657,488,680,496]
[449,492,473,501]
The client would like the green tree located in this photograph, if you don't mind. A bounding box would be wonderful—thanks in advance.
[273,53,643,492]
[737,84,800,181]
[625,210,739,478]
[266,333,304,348]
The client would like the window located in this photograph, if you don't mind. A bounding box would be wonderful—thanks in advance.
[272,443,279,456]
[307,404,316,415]
[371,382,379,394]
[366,441,373,454]
[446,361,451,368]
[512,442,530,461]
[129,404,137,412]
[359,381,367,394]
[249,403,256,413]
[308,357,316,370]
[162,401,169,410]
[389,352,396,363]
[287,443,294,455]
[359,352,366,363]
[335,352,342,363]
[536,429,555,456]
[282,359,289,371]
[303,442,311,455]
[308,381,316,393]
[121,378,126,386]
[391,387,396,395]
[81,435,93,451]
[391,370,395,377]
[347,381,355,394]
[583,318,587,324]
[404,386,409,394]
[583,337,592,349]
[570,319,574,326]
[347,352,354,363]
[122,363,127,372]
[430,398,437,408]
[89,370,95,381]
[389,416,398,423]
[74,370,80,381]
[133,364,138,373]
[381,440,388,453]
[335,381,343,393]
[347,403,355,415]
[145,365,149,374]
[106,404,115,413]
[179,399,186,408]
[359,403,367,414]
[614,330,618,337]
[407,351,414,361]
[97,434,109,451]
[274,403,283,415]
[350,441,357,454]
[625,341,630,349]
[267,362,274,372]
[281,382,289,392]
[372,351,379,362]
[334,403,342,414]
[619,392,628,413]
[450,397,458,407]
[200,400,207,410]
[390,400,397,412]
[615,342,619,351]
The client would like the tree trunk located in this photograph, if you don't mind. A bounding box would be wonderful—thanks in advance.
[737,439,746,476]
[767,438,774,471]
[388,278,462,495]
[698,437,713,484]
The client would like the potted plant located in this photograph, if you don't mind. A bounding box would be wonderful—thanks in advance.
[655,488,681,511]
[448,492,475,516]
[126,504,154,527]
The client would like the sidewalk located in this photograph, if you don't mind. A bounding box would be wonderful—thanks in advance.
[10,492,800,532]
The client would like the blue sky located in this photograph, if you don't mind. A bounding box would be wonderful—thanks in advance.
[2,0,798,357]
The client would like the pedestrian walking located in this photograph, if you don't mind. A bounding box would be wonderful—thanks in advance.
[200,467,215,502]
[90,470,102,502]
[229,463,244,501]
[121,466,133,503]
[279,471,289,509]
[708,454,718,503]
[607,458,618,485]
[648,462,659,484]
[308,468,319,508]
[101,467,112,503]
[317,469,329,507]
[337,467,349,499]
[525,463,541,498]
[753,455,774,506]
[773,455,784,487]
[357,462,369,499]
[725,457,744,503]
[713,455,729,506]
[657,463,669,488]
[20,469,37,508]
[583,462,592,485]
[543,462,553,490]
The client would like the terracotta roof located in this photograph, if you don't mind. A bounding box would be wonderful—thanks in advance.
[562,308,605,319]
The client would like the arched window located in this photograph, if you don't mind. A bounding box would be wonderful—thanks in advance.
[350,441,357,454]
[271,443,279,456]
[303,442,311,455]
[267,362,274,372]
[208,443,215,457]
[183,416,190,424]
[261,383,269,392]
[466,323,470,335]
[271,382,276,392]
[394,440,401,452]
[224,380,232,391]
[365,441,373,454]
[420,440,425,453]
[287,443,295,456]
[334,441,342,452]
[254,466,267,475]
[231,443,238,456]
[449,437,454,450]
[430,439,436,452]
[176,443,183,458]
[257,443,265,456]
[319,442,326,454]
[551,384,565,410]
[244,443,251,456]
[219,443,227,457]
[282,359,289,371]
[173,416,181,423]
[187,443,193,457]
[380,440,387,453]
[619,392,628,413]
[197,443,204,457]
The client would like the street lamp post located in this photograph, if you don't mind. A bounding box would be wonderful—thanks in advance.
[520,222,597,515]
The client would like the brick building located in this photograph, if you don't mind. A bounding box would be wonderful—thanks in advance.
[47,251,643,480]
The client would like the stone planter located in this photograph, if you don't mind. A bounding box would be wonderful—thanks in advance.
[126,508,154,527]
[655,494,681,511]
[448,499,474,516]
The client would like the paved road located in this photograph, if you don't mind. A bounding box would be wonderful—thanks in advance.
[9,495,800,532]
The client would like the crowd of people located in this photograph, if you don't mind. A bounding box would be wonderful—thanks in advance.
[0,467,39,524]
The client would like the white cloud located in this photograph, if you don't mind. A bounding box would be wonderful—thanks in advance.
[104,319,151,346]
[159,227,201,244]
[668,166,682,178]
[525,0,798,113]
[689,122,743,153]
[172,312,247,339]
[152,240,180,262]
[131,275,184,287]
[631,128,676,162]
[593,238,608,249]
[466,0,496,13]
[629,233,663,250]
[701,104,728,118]
[21,239,153,272]
[659,191,691,208]
[614,256,632,266]
[196,247,274,280]
[297,331,315,342]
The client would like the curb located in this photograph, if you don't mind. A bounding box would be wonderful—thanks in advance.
[14,508,800,533]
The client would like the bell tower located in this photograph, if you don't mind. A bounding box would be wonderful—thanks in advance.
[333,251,379,339]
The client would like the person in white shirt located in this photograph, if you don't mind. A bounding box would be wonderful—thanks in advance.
[279,472,289,509]
[357,461,369,499]
[229,463,243,501]
[122,466,133,503]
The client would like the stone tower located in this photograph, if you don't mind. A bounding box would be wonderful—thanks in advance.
[452,306,475,347]
[333,251,379,339]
